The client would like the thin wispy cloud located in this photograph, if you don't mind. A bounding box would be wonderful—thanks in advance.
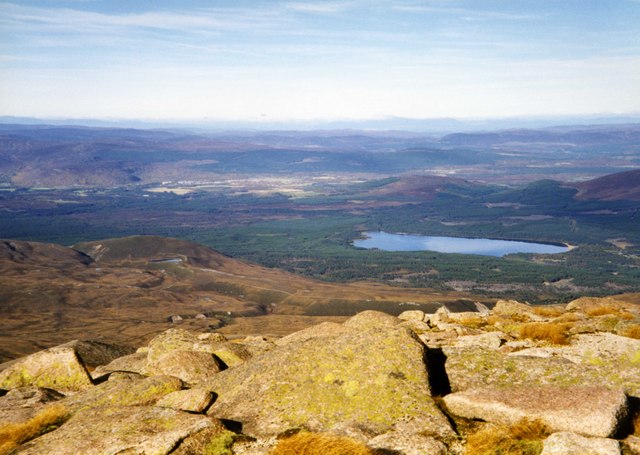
[0,0,638,121]
[285,1,356,14]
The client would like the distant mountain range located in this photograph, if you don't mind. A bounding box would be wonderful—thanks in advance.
[2,114,640,133]
[1,122,639,187]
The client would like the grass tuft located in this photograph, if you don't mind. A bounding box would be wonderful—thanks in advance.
[622,324,640,340]
[0,404,69,454]
[585,305,622,317]
[518,322,572,345]
[552,312,581,323]
[465,418,551,455]
[532,307,565,318]
[270,431,374,455]
[457,315,487,329]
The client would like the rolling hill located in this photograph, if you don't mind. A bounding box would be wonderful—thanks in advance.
[0,235,473,362]
[573,169,640,201]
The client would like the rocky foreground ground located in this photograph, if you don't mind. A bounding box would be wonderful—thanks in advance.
[1,297,640,454]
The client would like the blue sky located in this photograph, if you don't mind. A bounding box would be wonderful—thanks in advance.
[1,0,639,122]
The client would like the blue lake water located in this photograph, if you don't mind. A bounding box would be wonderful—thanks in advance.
[353,231,569,257]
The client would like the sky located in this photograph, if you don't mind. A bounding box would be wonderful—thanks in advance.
[1,0,639,123]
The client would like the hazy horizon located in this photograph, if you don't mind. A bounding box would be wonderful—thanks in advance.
[1,1,639,122]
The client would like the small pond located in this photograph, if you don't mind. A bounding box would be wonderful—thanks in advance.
[353,231,569,257]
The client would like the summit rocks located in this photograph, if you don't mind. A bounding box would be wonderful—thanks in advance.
[1,300,640,454]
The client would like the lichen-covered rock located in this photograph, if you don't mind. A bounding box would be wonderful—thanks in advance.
[207,342,252,368]
[0,386,65,424]
[0,346,93,392]
[452,332,503,350]
[341,310,400,331]
[492,299,543,320]
[566,296,629,313]
[61,374,183,411]
[146,328,252,369]
[541,432,621,455]
[147,350,222,384]
[206,311,454,440]
[442,345,640,399]
[443,386,628,438]
[509,333,640,365]
[398,310,427,322]
[238,336,276,357]
[18,405,223,455]
[147,328,200,363]
[368,420,448,455]
[157,388,215,413]
[275,322,345,347]
[61,340,135,370]
[621,435,640,454]
[91,352,148,380]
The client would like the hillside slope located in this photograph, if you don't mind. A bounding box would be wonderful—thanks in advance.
[574,169,640,201]
[0,236,470,362]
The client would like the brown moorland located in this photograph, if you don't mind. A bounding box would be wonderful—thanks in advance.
[0,236,475,362]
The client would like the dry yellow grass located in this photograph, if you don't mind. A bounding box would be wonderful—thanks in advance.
[552,312,581,323]
[622,324,640,340]
[532,307,565,318]
[518,322,572,345]
[0,404,69,454]
[457,314,487,329]
[634,410,640,436]
[465,418,551,455]
[585,305,622,317]
[271,432,374,455]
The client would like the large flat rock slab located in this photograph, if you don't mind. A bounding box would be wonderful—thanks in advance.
[442,345,640,399]
[206,311,453,440]
[0,386,65,424]
[61,374,183,411]
[443,386,628,438]
[146,350,222,385]
[0,346,93,392]
[541,432,621,455]
[18,405,222,455]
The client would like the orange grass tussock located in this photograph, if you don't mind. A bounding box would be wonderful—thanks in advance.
[622,324,640,340]
[518,322,573,345]
[585,305,623,317]
[0,404,70,455]
[465,418,551,455]
[531,306,565,318]
[271,431,375,455]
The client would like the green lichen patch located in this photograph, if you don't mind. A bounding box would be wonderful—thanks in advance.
[61,375,183,412]
[0,347,93,392]
[206,312,453,439]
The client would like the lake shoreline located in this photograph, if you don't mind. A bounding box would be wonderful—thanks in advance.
[353,231,570,257]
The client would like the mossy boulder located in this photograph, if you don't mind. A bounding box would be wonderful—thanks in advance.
[157,388,215,413]
[61,340,135,370]
[0,386,65,425]
[205,311,454,441]
[443,386,628,438]
[207,342,252,368]
[0,346,93,392]
[275,321,345,347]
[91,352,148,380]
[146,328,252,369]
[147,328,200,363]
[442,344,640,399]
[492,299,543,321]
[61,374,183,411]
[147,350,222,385]
[18,405,223,455]
[541,432,621,455]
